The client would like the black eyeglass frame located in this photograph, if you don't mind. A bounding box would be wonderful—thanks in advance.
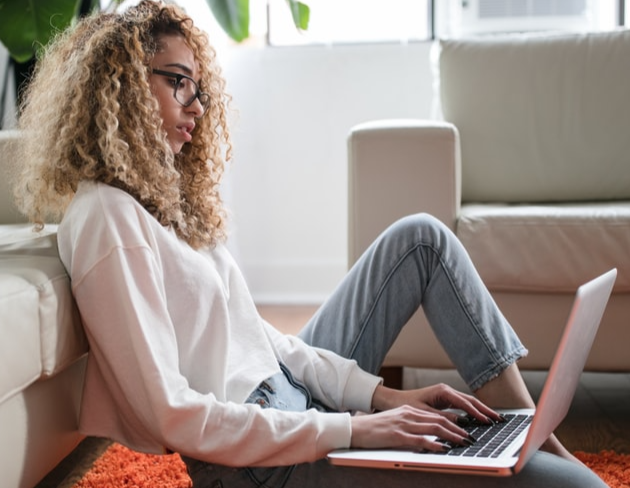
[151,69,210,113]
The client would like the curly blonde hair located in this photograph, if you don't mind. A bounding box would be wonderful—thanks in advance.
[15,0,232,248]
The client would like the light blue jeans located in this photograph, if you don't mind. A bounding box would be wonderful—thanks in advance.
[183,214,607,488]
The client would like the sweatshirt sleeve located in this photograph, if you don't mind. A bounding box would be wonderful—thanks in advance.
[72,244,355,467]
[261,320,383,413]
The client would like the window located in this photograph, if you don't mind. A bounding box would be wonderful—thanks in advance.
[435,0,619,37]
[262,0,627,48]
[266,0,431,46]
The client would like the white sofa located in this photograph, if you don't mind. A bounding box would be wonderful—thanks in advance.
[0,130,88,488]
[348,30,630,374]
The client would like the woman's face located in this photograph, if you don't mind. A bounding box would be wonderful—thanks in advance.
[150,34,204,154]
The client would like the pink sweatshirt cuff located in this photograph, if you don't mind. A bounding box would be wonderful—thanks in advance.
[342,367,383,413]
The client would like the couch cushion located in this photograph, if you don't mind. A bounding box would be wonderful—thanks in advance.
[0,225,87,403]
[0,272,42,404]
[439,29,630,203]
[457,202,630,293]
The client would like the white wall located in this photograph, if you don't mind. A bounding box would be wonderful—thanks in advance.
[221,42,436,303]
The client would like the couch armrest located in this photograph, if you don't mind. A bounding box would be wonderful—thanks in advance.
[348,119,461,266]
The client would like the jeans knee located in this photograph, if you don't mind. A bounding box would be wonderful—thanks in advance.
[387,213,450,247]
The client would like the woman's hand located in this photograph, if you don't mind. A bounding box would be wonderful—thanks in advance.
[372,383,502,425]
[349,383,503,452]
[350,405,474,452]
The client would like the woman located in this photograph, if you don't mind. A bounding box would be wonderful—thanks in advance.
[15,2,606,487]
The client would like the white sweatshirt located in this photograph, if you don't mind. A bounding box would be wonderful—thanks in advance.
[57,181,381,467]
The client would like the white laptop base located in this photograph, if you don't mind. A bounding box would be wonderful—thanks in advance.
[327,406,533,475]
[328,269,617,476]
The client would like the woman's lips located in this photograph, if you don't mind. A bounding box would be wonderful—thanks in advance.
[177,125,193,142]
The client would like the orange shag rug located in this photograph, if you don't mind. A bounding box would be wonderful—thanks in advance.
[72,443,630,488]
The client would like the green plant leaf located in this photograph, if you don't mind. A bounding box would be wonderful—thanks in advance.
[206,0,249,43]
[84,0,101,14]
[0,0,83,63]
[286,0,309,31]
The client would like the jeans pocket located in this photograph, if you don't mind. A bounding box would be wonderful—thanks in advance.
[245,379,276,409]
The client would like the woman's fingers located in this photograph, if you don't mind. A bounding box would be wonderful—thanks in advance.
[361,383,507,451]
[448,392,504,423]
[350,405,476,452]
[422,384,504,423]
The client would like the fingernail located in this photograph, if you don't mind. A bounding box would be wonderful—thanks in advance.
[468,434,478,442]
[441,443,452,452]
[456,415,471,427]
[462,438,474,447]
[499,414,508,422]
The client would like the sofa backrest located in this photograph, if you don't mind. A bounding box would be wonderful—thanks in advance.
[438,29,630,203]
[0,130,28,224]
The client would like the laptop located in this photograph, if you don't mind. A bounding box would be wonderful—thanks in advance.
[328,268,617,476]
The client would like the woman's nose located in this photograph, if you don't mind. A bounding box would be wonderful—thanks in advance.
[187,95,204,117]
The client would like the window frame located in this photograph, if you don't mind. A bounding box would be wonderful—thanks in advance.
[264,0,628,47]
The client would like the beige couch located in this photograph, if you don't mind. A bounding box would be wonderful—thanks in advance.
[0,130,88,488]
[348,30,630,373]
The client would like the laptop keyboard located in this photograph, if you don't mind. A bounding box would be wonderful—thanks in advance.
[437,414,532,458]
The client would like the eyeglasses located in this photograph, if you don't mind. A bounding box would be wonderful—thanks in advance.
[152,69,210,114]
